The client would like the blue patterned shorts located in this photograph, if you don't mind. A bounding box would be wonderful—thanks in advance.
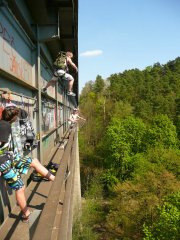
[0,155,32,190]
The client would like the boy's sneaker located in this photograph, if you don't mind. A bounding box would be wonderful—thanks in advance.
[67,91,76,96]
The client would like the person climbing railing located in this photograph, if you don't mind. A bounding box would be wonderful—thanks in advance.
[68,108,86,129]
[42,51,78,97]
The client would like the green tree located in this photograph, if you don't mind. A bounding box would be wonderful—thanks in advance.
[143,191,180,240]
[105,172,180,240]
[93,75,105,94]
[146,114,178,149]
[100,116,146,179]
[78,56,180,240]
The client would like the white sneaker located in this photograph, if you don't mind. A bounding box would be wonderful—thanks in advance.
[67,91,76,96]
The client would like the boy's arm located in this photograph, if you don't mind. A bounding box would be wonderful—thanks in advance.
[77,116,86,121]
[67,57,78,72]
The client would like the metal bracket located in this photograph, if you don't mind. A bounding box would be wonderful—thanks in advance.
[38,24,60,42]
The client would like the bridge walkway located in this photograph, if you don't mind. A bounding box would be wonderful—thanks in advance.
[0,136,69,240]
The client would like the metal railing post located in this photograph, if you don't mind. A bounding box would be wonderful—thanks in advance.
[36,25,43,163]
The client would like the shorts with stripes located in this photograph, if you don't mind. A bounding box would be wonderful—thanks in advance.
[0,155,32,190]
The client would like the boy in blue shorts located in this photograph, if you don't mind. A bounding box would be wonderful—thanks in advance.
[0,106,55,222]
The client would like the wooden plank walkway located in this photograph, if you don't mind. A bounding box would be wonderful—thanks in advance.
[0,147,64,240]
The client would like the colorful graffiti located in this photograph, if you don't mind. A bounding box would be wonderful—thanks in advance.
[42,100,56,133]
[0,21,32,84]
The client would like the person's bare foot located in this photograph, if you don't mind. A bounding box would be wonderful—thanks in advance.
[22,210,32,223]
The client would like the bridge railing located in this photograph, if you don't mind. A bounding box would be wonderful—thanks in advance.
[32,127,78,240]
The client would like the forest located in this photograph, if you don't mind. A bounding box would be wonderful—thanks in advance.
[73,57,180,240]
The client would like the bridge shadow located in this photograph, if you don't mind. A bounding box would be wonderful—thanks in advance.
[2,181,42,240]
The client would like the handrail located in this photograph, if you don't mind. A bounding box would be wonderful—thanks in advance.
[58,129,77,240]
[32,128,77,240]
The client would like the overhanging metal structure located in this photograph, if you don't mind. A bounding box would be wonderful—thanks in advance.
[5,0,79,95]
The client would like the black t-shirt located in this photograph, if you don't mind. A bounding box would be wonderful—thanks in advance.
[0,120,12,163]
[0,120,11,143]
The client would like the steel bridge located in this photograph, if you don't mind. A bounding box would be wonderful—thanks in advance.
[0,1,80,239]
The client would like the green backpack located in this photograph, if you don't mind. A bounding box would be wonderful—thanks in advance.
[53,51,67,70]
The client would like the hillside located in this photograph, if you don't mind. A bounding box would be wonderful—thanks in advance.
[73,57,180,240]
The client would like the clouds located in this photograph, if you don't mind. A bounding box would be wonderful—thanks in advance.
[80,49,103,57]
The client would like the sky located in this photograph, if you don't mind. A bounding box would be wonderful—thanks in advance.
[78,0,180,93]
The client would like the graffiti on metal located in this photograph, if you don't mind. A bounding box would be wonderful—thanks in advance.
[42,99,56,132]
[0,21,32,84]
